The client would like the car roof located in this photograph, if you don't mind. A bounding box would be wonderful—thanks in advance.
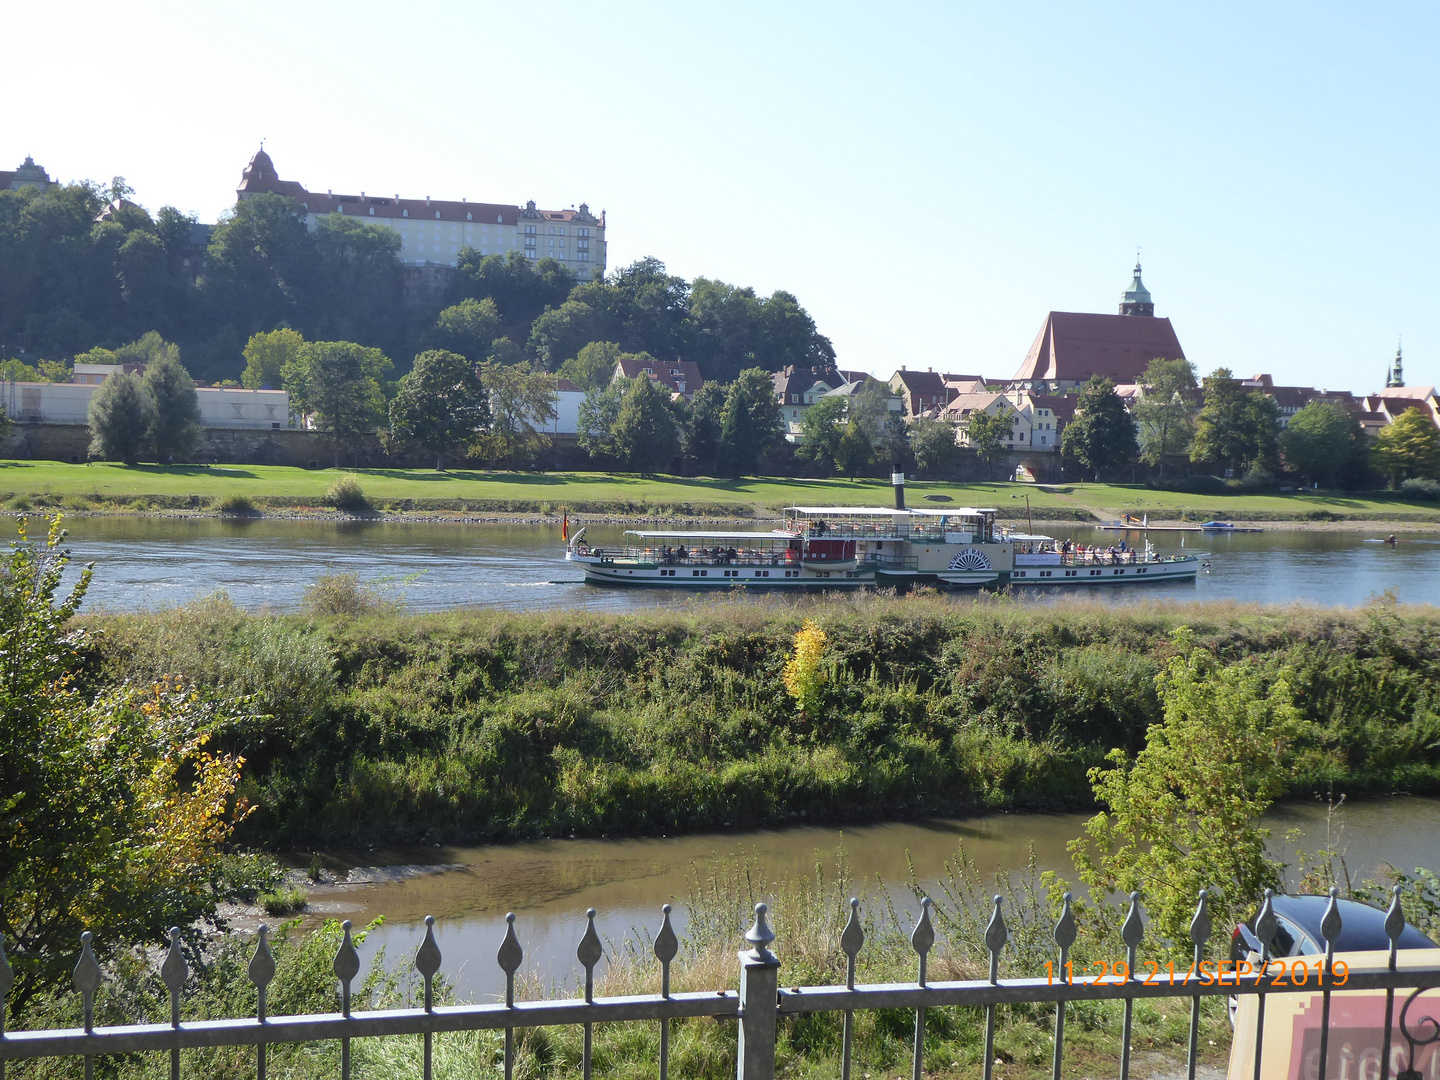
[1268,894,1436,951]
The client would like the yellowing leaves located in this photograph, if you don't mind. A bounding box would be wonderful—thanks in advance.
[782,619,829,718]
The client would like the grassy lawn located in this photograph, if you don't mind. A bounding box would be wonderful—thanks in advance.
[0,461,1436,520]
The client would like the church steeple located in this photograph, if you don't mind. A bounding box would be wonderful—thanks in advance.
[1119,259,1154,317]
[1387,342,1405,388]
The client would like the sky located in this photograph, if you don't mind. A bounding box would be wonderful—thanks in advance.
[7,0,1437,392]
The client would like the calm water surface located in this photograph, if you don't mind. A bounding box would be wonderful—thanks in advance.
[303,797,1440,999]
[48,517,1440,613]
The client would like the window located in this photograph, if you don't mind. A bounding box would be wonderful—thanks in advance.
[578,239,589,249]
[579,227,589,237]
[526,250,536,259]
[579,251,588,261]
[548,226,555,234]
[403,209,408,218]
[559,227,565,235]
[369,207,374,215]
[525,225,536,234]
[435,211,440,219]
[466,212,472,221]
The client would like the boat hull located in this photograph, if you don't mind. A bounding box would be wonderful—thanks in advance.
[567,553,874,587]
[1005,557,1199,585]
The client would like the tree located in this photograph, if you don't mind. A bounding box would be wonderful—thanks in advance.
[717,367,784,477]
[527,299,603,370]
[1372,407,1440,486]
[577,381,627,462]
[1062,377,1139,480]
[388,349,490,469]
[683,380,727,475]
[612,376,680,473]
[1191,368,1279,475]
[1281,401,1358,487]
[0,518,249,1011]
[429,298,500,365]
[964,406,1011,479]
[452,249,575,330]
[241,328,305,390]
[795,395,848,473]
[1065,629,1302,949]
[473,362,555,469]
[310,215,403,350]
[557,341,622,392]
[87,370,153,464]
[836,419,875,479]
[911,415,961,474]
[202,193,316,337]
[1133,358,1197,474]
[142,349,201,462]
[281,340,392,466]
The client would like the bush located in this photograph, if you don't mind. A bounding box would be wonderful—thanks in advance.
[326,473,370,512]
[1400,477,1440,501]
[214,852,285,902]
[213,492,258,514]
[5,494,31,512]
[1236,465,1278,491]
[259,884,309,915]
[301,572,392,617]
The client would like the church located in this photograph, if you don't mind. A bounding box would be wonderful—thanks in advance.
[1009,263,1187,392]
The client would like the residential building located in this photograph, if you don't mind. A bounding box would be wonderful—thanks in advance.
[945,393,1033,452]
[612,357,704,399]
[1362,385,1440,431]
[1002,390,1075,451]
[773,365,849,441]
[236,148,607,281]
[548,378,586,437]
[0,155,54,192]
[1011,263,1187,391]
[1240,374,1358,430]
[888,367,954,418]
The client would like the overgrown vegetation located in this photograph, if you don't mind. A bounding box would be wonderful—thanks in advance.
[78,590,1440,850]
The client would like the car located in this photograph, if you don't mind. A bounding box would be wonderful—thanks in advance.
[1227,893,1438,1026]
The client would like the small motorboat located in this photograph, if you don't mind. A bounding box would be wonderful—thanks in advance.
[1200,520,1235,530]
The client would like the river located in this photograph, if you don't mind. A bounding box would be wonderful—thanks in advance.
[40,516,1440,612]
[298,796,1440,999]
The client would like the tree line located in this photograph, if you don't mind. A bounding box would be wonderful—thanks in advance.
[0,182,834,389]
[1058,360,1439,490]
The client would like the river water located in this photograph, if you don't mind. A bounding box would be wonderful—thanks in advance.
[41,516,1440,612]
[302,797,1440,999]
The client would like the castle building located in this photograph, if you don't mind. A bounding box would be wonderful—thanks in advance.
[0,156,54,192]
[235,149,606,280]
[1010,262,1186,392]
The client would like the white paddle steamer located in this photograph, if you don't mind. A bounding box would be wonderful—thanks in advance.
[564,471,1200,589]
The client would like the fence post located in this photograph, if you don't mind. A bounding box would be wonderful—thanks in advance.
[736,903,780,1080]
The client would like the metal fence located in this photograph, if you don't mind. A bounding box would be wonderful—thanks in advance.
[3,887,1440,1080]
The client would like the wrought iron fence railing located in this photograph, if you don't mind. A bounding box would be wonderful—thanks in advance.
[2,887,1439,1080]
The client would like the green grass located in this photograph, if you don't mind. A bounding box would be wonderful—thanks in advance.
[0,461,1437,520]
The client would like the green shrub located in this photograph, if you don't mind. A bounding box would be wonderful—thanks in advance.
[213,492,258,514]
[301,573,393,617]
[5,494,32,512]
[1400,477,1440,501]
[214,851,285,902]
[326,473,370,512]
[259,884,309,915]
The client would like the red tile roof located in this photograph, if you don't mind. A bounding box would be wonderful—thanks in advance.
[614,358,704,397]
[1013,312,1186,384]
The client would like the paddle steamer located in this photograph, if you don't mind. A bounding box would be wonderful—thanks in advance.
[564,471,1200,589]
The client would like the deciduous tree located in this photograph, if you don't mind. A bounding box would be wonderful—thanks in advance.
[796,395,847,473]
[836,418,875,479]
[557,341,622,392]
[241,327,305,390]
[910,415,960,474]
[0,518,250,1012]
[388,349,489,469]
[1134,358,1197,474]
[1190,368,1279,475]
[612,376,680,473]
[964,406,1011,479]
[1281,401,1358,487]
[429,298,501,365]
[717,367,784,477]
[1372,407,1440,485]
[1061,376,1139,480]
[683,380,727,475]
[142,349,201,462]
[87,370,153,464]
[281,340,392,466]
[473,362,555,469]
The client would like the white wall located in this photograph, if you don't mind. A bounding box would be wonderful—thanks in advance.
[0,382,291,429]
[547,390,584,435]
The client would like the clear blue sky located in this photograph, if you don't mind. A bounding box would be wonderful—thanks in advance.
[9,0,1436,393]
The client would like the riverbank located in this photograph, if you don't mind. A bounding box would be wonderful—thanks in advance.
[81,592,1440,848]
[2,461,1439,525]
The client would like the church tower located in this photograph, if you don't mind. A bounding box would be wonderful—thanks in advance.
[1119,260,1154,317]
[1386,343,1405,388]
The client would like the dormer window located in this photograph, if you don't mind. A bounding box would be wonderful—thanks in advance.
[403,209,408,217]
[369,207,375,215]
[435,211,440,219]
[466,212,472,221]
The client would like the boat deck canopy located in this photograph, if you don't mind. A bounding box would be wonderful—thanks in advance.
[624,530,792,541]
[1007,533,1057,542]
[907,507,999,516]
[785,506,998,517]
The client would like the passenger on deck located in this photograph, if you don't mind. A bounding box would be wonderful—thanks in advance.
[727,546,738,563]
[676,545,688,562]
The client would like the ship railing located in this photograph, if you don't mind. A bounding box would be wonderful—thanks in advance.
[590,547,805,568]
[5,888,1438,1080]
